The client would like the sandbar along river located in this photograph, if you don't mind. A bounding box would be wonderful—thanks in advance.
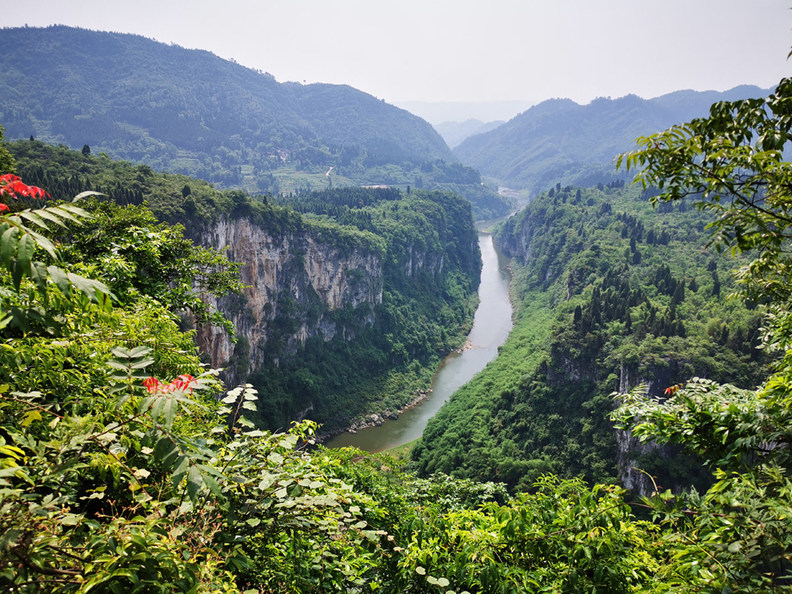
[326,230,513,452]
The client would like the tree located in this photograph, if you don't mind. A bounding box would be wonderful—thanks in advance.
[0,125,16,174]
[81,144,90,156]
[51,199,244,333]
[618,77,792,308]
[614,77,792,590]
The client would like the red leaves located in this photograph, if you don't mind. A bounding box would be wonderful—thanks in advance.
[144,374,196,394]
[664,383,684,396]
[0,174,50,210]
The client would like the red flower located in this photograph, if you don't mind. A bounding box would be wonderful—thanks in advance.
[0,174,50,208]
[143,377,162,393]
[143,374,196,394]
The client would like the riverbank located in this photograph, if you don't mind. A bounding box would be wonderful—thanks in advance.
[325,231,513,452]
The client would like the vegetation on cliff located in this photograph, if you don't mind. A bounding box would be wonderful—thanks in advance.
[252,186,480,430]
[3,68,792,593]
[8,140,481,433]
[413,180,768,491]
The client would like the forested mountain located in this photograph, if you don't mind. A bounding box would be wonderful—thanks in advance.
[8,139,481,433]
[454,86,769,193]
[0,25,510,218]
[413,182,769,492]
[4,64,792,592]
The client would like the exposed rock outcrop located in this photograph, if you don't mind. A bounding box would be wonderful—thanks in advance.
[194,216,383,386]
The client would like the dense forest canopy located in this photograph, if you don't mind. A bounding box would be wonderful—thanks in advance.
[2,40,792,592]
[413,181,767,492]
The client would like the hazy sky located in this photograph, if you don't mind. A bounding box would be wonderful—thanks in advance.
[3,0,791,116]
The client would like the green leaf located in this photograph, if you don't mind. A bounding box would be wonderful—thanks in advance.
[46,206,84,225]
[67,271,113,302]
[10,260,24,293]
[0,226,18,268]
[130,357,155,370]
[29,260,48,294]
[201,468,223,496]
[150,396,165,422]
[186,465,202,500]
[15,233,35,281]
[17,210,51,230]
[22,227,58,260]
[20,410,42,427]
[128,346,153,358]
[47,265,71,296]
[171,455,190,488]
[73,191,106,201]
[29,207,68,228]
[163,397,176,429]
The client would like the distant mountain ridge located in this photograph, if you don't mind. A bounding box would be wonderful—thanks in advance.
[434,119,505,149]
[454,85,771,193]
[0,26,513,214]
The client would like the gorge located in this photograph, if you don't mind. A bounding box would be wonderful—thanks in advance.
[326,229,513,450]
[2,22,791,590]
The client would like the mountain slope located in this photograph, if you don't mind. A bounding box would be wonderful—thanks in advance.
[0,26,450,165]
[413,183,768,492]
[0,26,509,216]
[454,86,769,194]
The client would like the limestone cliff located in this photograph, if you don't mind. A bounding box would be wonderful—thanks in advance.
[180,189,480,432]
[194,216,383,387]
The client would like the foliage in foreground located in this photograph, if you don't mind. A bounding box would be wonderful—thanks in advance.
[6,73,792,591]
[0,168,658,592]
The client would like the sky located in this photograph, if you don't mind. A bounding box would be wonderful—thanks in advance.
[2,0,791,122]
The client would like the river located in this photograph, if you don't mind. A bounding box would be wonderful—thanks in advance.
[325,229,513,452]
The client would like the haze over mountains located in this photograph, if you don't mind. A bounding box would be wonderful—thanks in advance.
[433,119,505,149]
[0,25,774,208]
[0,25,509,217]
[452,85,770,194]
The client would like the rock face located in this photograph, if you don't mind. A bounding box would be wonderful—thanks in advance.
[184,190,479,432]
[194,216,383,387]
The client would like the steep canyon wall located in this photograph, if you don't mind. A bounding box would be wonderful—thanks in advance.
[194,216,384,388]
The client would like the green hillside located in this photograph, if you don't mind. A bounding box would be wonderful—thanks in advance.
[414,182,769,491]
[0,25,510,218]
[454,86,769,194]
